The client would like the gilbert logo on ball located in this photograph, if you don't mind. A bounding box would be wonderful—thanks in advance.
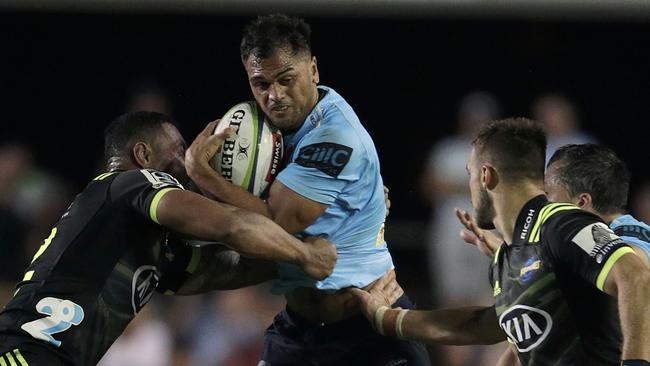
[211,101,283,197]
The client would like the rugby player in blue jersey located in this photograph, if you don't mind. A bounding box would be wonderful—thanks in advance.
[0,111,337,365]
[186,13,430,366]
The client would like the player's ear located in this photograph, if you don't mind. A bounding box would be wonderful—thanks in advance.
[576,192,593,210]
[133,141,153,168]
[311,56,319,84]
[482,164,499,190]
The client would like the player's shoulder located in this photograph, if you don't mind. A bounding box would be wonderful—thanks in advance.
[108,169,184,193]
[541,203,607,246]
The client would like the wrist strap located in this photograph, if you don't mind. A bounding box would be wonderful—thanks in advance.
[395,309,409,338]
[373,306,410,338]
[374,306,389,335]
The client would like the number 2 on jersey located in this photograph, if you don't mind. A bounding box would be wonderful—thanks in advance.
[21,297,85,347]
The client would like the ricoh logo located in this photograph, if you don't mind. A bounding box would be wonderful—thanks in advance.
[499,305,552,352]
[520,209,536,240]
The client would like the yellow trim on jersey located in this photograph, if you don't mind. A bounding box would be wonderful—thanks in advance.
[494,245,502,264]
[493,280,501,297]
[186,246,202,274]
[12,350,27,366]
[22,271,34,282]
[93,172,116,181]
[0,355,7,366]
[596,247,636,291]
[528,203,579,243]
[149,188,179,225]
[5,352,17,366]
[31,227,57,264]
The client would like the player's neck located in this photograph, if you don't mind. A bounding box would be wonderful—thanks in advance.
[599,211,626,225]
[493,181,545,244]
[107,156,138,172]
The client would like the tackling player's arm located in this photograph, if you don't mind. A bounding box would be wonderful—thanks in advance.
[185,121,326,233]
[166,244,278,295]
[350,287,504,345]
[601,252,650,362]
[548,213,650,363]
[154,188,335,280]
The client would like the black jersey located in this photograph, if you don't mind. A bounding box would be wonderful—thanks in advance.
[490,195,635,366]
[0,169,192,365]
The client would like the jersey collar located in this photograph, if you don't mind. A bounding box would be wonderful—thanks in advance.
[512,195,548,245]
[282,85,331,150]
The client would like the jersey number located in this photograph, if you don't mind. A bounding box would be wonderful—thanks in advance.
[21,297,85,347]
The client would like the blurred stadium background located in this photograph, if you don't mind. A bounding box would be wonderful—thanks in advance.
[1,1,649,365]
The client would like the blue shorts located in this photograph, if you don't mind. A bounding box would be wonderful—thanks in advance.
[259,295,431,366]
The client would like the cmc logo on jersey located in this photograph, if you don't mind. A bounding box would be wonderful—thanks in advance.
[499,305,552,352]
[296,142,353,178]
[131,265,160,314]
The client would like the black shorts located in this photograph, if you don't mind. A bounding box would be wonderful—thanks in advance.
[0,339,67,366]
[259,295,431,366]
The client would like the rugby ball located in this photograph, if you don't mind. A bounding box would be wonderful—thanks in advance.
[210,101,283,197]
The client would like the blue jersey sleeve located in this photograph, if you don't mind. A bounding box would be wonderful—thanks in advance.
[277,126,365,205]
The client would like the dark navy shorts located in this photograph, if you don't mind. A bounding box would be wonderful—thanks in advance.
[259,295,431,366]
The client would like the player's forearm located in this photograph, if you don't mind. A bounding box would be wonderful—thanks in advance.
[157,190,306,265]
[619,272,650,361]
[187,161,271,217]
[224,207,309,265]
[392,306,505,345]
[176,247,277,294]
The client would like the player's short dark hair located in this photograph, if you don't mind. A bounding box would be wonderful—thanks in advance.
[472,117,547,182]
[547,143,629,215]
[104,111,176,161]
[240,14,312,63]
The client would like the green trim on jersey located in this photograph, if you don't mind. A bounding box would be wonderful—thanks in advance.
[149,188,179,224]
[528,203,579,243]
[596,246,636,291]
[93,172,117,181]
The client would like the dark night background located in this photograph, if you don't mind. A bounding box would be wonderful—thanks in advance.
[1,7,650,364]
[2,11,649,220]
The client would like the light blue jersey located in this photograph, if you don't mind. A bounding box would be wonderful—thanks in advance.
[272,86,393,294]
[610,214,650,263]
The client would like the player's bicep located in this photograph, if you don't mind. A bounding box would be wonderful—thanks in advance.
[155,189,236,241]
[601,249,646,296]
[267,180,328,234]
[549,219,635,292]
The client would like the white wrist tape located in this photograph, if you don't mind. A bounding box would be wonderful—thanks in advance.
[395,309,409,339]
[374,306,389,335]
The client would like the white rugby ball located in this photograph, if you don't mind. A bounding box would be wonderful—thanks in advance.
[210,101,283,197]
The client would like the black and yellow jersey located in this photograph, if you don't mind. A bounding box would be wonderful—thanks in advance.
[491,195,634,366]
[0,169,192,365]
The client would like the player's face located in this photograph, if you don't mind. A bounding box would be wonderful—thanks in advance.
[544,162,574,204]
[245,47,320,131]
[151,123,187,182]
[468,147,496,230]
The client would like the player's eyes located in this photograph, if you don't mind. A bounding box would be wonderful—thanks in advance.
[253,81,270,90]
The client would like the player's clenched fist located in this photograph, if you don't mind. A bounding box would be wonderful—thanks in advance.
[302,236,337,280]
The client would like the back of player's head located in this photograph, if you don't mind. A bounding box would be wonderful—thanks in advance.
[472,117,547,182]
[240,13,312,63]
[104,111,176,161]
[547,143,629,215]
